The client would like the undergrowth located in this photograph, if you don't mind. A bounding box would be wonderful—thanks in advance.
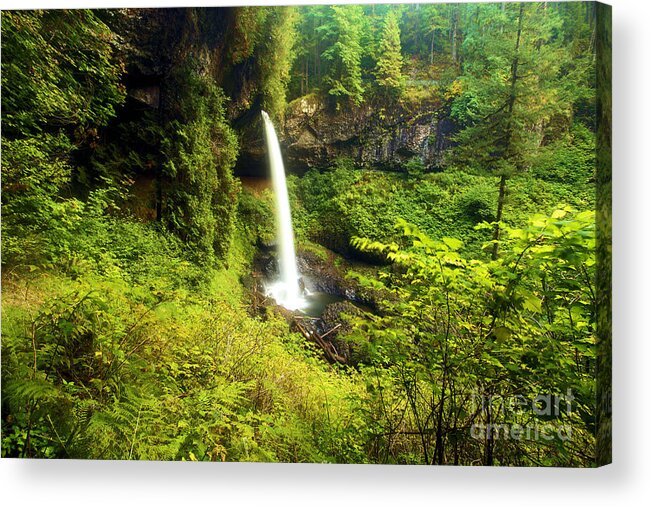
[1,205,368,462]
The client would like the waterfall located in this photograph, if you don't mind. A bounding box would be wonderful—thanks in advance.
[261,110,305,311]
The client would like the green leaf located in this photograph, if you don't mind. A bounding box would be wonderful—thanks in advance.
[441,237,463,251]
[493,326,512,344]
[522,292,542,313]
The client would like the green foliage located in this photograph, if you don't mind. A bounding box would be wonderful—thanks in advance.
[237,188,276,247]
[288,161,593,261]
[227,7,268,65]
[374,9,405,97]
[1,10,126,269]
[2,134,74,265]
[403,157,425,179]
[348,209,596,465]
[321,5,366,107]
[1,4,602,468]
[457,183,496,223]
[449,3,573,174]
[531,122,596,185]
[400,3,459,63]
[1,146,366,462]
[287,1,596,137]
[445,2,593,259]
[1,218,368,461]
[1,10,125,137]
[162,59,240,264]
[89,110,164,192]
[227,6,298,122]
[1,284,160,458]
[256,7,298,121]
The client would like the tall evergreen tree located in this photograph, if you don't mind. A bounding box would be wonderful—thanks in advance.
[321,5,365,107]
[374,9,405,97]
[256,6,298,122]
[289,5,325,97]
[449,2,572,259]
[422,3,451,65]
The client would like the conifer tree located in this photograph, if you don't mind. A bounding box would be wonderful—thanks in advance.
[256,6,298,121]
[449,2,572,259]
[374,10,405,97]
[321,5,365,107]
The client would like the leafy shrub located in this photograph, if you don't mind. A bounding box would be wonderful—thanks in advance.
[530,122,596,185]
[457,184,496,223]
[403,157,426,178]
[237,188,276,247]
[1,10,126,268]
[2,266,370,461]
[256,7,298,121]
[349,209,597,466]
[1,135,75,266]
[289,164,493,258]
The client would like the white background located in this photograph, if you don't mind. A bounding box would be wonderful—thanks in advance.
[1,0,649,505]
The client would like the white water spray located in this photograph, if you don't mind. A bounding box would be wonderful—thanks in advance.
[261,110,305,311]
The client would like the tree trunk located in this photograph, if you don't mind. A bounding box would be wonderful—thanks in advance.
[484,398,494,465]
[491,3,524,260]
[491,174,507,260]
[430,30,435,65]
[433,384,446,464]
[451,7,459,63]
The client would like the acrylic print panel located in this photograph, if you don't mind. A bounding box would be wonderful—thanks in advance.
[0,1,611,467]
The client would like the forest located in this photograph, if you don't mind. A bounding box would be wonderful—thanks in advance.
[1,2,610,466]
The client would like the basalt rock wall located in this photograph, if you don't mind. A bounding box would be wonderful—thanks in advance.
[278,94,457,173]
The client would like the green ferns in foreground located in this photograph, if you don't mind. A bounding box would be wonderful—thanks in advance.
[1,212,367,462]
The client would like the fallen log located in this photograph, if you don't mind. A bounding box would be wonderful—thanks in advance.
[320,323,342,340]
[294,319,345,364]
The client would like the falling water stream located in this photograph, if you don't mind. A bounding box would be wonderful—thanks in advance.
[261,110,306,311]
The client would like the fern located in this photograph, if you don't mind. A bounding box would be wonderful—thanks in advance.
[3,376,62,407]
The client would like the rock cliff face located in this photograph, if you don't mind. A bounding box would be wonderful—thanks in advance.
[119,8,258,116]
[114,9,458,177]
[280,94,457,173]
